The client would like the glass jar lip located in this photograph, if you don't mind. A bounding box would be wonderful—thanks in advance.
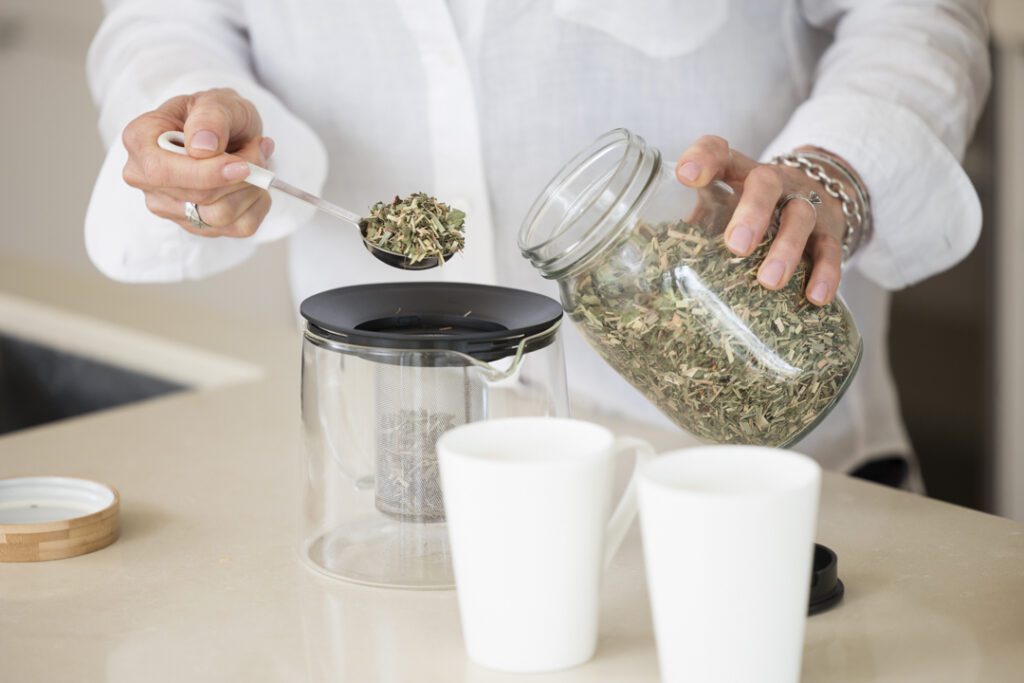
[518,129,632,253]
[518,128,661,279]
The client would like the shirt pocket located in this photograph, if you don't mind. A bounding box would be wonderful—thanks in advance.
[553,0,729,59]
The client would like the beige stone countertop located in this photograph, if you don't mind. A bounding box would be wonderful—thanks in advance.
[1,257,1023,682]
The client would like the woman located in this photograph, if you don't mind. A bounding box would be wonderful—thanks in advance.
[85,0,989,489]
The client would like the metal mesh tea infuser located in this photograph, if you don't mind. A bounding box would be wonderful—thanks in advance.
[372,367,484,522]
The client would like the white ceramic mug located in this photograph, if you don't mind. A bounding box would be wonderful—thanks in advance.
[437,417,654,673]
[638,446,821,683]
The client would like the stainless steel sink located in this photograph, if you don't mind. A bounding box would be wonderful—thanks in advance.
[0,292,262,437]
[0,333,184,435]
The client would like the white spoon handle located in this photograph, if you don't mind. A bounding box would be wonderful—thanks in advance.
[155,131,363,226]
[156,130,275,189]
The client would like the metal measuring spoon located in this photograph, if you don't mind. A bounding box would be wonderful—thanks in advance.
[156,131,454,270]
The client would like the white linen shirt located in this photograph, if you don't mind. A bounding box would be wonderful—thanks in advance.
[85,0,989,477]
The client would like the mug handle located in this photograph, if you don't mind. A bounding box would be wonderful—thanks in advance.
[604,436,656,569]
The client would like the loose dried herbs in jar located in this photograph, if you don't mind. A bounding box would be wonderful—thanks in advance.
[520,129,861,447]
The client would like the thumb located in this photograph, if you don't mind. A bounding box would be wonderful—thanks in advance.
[676,135,757,188]
[183,89,263,159]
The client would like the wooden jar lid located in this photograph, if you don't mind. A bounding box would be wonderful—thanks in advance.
[0,477,120,562]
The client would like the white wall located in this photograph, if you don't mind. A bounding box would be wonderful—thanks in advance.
[0,0,295,329]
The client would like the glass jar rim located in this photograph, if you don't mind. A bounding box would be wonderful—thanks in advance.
[518,128,661,280]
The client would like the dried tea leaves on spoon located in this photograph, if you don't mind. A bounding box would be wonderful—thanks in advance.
[360,193,466,265]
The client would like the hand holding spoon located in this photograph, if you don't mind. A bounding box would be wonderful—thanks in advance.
[157,131,457,270]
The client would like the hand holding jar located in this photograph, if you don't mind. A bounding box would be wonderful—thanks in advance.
[675,135,869,306]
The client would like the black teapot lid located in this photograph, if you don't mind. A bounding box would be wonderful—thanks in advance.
[300,282,563,361]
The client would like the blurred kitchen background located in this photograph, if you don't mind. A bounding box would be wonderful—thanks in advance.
[1,1,1023,519]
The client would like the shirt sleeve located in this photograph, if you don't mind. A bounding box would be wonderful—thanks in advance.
[761,0,990,290]
[84,0,327,283]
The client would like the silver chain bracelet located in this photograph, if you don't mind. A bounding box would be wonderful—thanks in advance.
[770,152,871,258]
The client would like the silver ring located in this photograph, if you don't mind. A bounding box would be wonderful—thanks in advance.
[184,201,210,230]
[772,191,821,228]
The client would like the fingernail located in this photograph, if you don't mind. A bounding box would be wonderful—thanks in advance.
[191,130,219,151]
[759,259,786,288]
[809,282,830,304]
[260,137,276,159]
[726,224,753,254]
[677,161,701,183]
[223,162,250,180]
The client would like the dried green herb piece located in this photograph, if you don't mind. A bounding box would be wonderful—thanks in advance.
[569,220,861,446]
[360,193,466,265]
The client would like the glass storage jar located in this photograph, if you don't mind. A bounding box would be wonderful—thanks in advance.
[519,129,861,447]
[300,282,568,589]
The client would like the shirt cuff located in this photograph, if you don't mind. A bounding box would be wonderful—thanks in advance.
[86,70,327,282]
[760,93,981,290]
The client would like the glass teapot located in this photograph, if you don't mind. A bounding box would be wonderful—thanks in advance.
[519,129,862,447]
[300,283,567,589]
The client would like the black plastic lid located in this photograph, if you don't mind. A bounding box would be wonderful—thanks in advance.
[809,543,844,615]
[299,282,563,361]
